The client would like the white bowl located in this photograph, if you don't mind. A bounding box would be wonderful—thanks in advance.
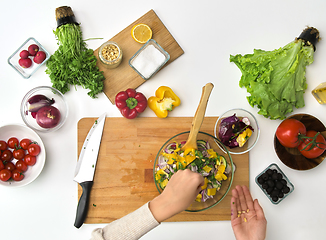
[0,124,46,187]
[20,86,68,132]
[214,108,260,155]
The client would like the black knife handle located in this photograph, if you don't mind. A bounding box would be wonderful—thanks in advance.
[74,181,94,228]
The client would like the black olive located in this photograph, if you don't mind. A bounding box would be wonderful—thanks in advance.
[272,196,279,202]
[258,176,264,184]
[277,173,283,180]
[267,187,273,194]
[262,173,269,181]
[266,169,273,175]
[272,173,279,180]
[267,180,275,188]
[276,182,283,190]
[280,179,287,185]
[271,190,279,197]
[278,192,284,198]
[282,186,290,194]
[262,183,268,189]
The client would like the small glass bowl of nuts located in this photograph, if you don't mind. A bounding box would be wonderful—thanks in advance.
[98,41,123,69]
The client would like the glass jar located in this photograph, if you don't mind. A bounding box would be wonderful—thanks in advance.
[311,82,326,104]
[98,41,122,69]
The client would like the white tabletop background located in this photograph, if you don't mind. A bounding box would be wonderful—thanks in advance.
[1,0,326,239]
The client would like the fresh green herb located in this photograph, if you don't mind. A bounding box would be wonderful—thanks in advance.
[93,204,96,207]
[46,24,105,98]
[230,27,320,120]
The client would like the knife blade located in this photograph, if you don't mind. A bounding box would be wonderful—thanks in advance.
[74,113,106,228]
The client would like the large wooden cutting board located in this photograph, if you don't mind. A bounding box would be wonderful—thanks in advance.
[77,117,249,223]
[94,9,184,104]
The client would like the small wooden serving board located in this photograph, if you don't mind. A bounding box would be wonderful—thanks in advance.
[77,117,249,223]
[94,9,184,104]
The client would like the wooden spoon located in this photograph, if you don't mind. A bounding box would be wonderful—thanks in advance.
[181,83,214,152]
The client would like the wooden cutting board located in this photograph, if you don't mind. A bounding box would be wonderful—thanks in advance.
[77,117,249,223]
[93,9,184,104]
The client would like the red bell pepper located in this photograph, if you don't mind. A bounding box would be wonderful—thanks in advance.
[115,88,147,119]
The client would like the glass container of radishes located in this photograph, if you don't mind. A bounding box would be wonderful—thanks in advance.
[8,37,50,79]
[20,86,68,132]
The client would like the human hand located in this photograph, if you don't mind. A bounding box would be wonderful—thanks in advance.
[231,185,267,240]
[149,169,204,222]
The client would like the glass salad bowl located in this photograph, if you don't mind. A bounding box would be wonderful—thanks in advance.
[153,131,234,212]
[214,108,260,155]
[20,86,68,133]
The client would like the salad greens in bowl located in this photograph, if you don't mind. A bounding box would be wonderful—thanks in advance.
[154,131,234,212]
[214,108,260,155]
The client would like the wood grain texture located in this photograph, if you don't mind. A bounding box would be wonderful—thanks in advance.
[77,117,249,223]
[93,9,184,104]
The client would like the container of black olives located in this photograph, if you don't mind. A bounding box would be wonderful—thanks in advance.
[255,163,294,204]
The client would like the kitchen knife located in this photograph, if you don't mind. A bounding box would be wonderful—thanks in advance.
[73,113,106,228]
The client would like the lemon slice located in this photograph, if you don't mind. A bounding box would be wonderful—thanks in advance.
[131,24,152,43]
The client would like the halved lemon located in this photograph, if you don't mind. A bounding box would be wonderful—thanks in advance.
[131,23,152,43]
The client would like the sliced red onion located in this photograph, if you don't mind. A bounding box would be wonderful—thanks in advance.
[27,94,55,112]
[241,117,250,125]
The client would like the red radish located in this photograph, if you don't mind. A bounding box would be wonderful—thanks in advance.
[19,58,32,68]
[33,51,46,64]
[19,50,30,59]
[28,44,39,56]
[36,106,61,128]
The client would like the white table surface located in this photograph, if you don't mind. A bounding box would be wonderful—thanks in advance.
[1,0,326,239]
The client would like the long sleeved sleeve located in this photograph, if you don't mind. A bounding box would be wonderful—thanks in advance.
[90,202,160,240]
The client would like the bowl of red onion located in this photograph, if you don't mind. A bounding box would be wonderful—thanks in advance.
[20,86,68,132]
[214,108,260,155]
[154,131,234,212]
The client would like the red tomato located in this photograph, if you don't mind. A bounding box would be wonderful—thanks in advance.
[0,161,4,171]
[0,140,7,151]
[28,144,40,156]
[0,169,12,182]
[1,149,13,162]
[276,119,306,148]
[13,148,25,160]
[298,130,326,159]
[20,139,31,150]
[7,137,19,149]
[24,155,36,166]
[4,162,15,171]
[12,169,24,181]
[15,160,28,172]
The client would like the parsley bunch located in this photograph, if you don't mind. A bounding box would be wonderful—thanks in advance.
[46,24,105,98]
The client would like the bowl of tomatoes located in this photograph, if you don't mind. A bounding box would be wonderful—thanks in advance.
[0,124,45,187]
[274,114,326,170]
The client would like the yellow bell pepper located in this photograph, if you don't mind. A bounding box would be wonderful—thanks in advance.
[148,86,181,118]
[201,177,209,190]
[207,188,217,196]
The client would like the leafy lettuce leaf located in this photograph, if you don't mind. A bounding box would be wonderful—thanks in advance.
[230,39,314,120]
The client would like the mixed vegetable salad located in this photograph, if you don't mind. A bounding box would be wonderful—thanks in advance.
[155,140,231,202]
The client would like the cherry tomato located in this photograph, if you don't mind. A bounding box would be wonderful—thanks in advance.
[0,169,12,182]
[28,144,40,156]
[0,161,4,171]
[276,119,306,148]
[12,169,24,181]
[298,130,326,159]
[13,148,25,160]
[0,140,7,151]
[20,139,31,150]
[4,162,15,171]
[7,137,19,149]
[1,149,13,162]
[24,155,36,166]
[15,160,28,172]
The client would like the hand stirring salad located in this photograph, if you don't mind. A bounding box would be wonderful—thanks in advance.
[155,140,231,202]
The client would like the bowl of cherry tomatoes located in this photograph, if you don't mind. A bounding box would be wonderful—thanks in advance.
[0,124,45,187]
[274,114,326,171]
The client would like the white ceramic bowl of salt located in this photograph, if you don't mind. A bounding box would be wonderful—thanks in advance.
[129,39,170,80]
